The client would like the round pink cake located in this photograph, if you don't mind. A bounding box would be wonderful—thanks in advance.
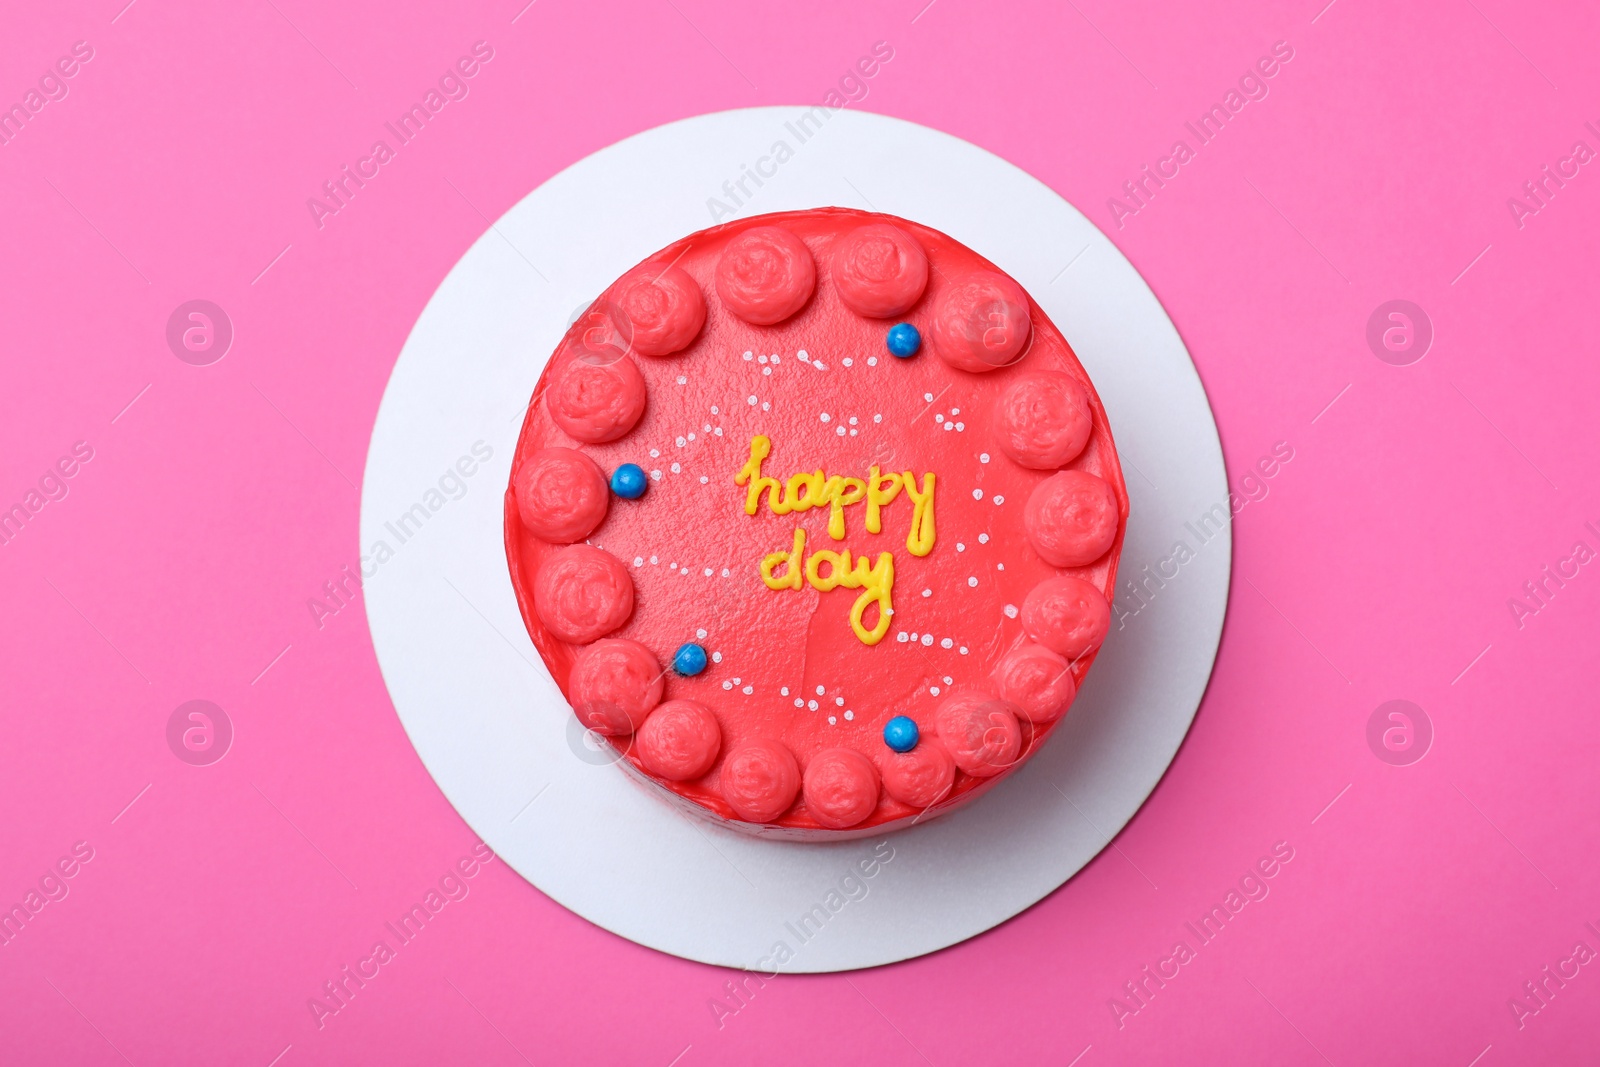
[506,207,1128,839]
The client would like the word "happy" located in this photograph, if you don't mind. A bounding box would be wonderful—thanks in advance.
[735,435,937,645]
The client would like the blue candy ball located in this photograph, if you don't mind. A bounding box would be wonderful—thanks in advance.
[883,715,920,753]
[886,323,921,359]
[611,463,648,499]
[673,642,708,677]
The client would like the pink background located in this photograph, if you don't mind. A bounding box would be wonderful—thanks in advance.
[2,0,1597,1063]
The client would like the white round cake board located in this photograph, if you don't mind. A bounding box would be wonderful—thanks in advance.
[362,107,1229,972]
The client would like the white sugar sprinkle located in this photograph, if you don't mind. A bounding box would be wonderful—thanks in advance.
[676,436,685,446]
[934,413,943,422]
[688,432,696,441]
[967,577,979,587]
[721,568,730,577]
[910,633,918,640]
[959,646,969,655]
[924,393,934,402]
[941,638,953,649]
[820,413,831,423]
[743,351,753,361]
[944,421,954,431]
[798,349,809,361]
[763,367,772,375]
[794,698,804,707]
[700,475,709,484]
[957,543,965,552]
[867,357,878,366]
[849,416,858,425]
[956,422,965,431]
[920,634,933,646]
[650,448,660,458]
[651,469,662,480]
[671,463,682,473]
[676,375,687,385]
[844,711,854,721]
[972,489,983,500]
[897,632,908,643]
[650,555,659,564]
[747,395,757,405]
[850,429,858,436]
[993,495,1005,505]
[873,414,882,423]
[921,589,932,598]
[1004,604,1019,618]
[711,405,719,414]
[828,716,837,725]
[770,354,781,364]
[712,651,723,662]
[679,567,688,574]
[835,697,844,706]
[952,408,960,415]
[697,628,708,638]
[703,567,712,576]
[633,556,643,566]
[781,687,789,696]
[930,686,941,696]
[762,402,770,411]
[742,685,753,694]
[836,426,846,436]
[714,427,723,436]
[979,453,990,463]
[943,676,953,684]
[842,358,853,367]
[808,700,819,710]
[979,533,990,544]
[722,681,733,690]
[758,353,768,364]
[732,677,741,685]
[815,685,825,695]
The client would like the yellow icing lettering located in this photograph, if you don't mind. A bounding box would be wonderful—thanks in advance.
[847,552,895,644]
[806,548,844,588]
[735,435,788,514]
[898,471,936,556]
[823,476,866,540]
[737,439,928,645]
[866,466,901,534]
[763,528,896,645]
[760,527,805,589]
[784,470,828,511]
